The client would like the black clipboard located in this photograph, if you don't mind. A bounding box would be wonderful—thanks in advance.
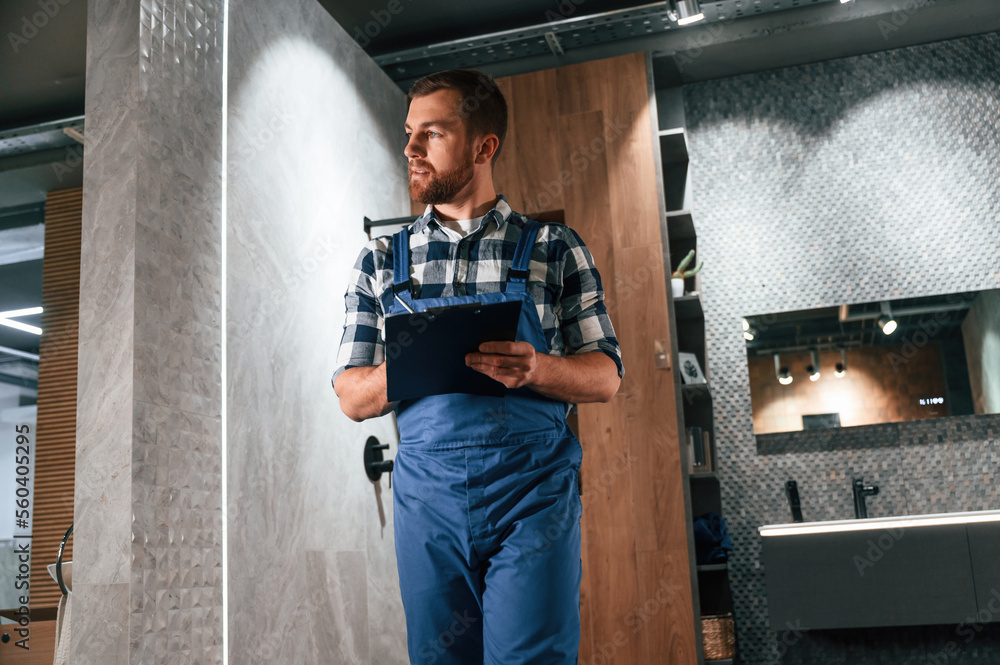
[384,299,522,402]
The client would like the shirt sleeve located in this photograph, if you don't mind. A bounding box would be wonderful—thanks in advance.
[551,226,624,378]
[331,240,386,388]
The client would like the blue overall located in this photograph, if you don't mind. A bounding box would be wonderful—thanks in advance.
[387,220,583,665]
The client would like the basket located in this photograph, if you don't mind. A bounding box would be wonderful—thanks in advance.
[701,613,735,660]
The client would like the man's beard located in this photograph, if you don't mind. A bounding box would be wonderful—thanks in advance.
[409,151,475,205]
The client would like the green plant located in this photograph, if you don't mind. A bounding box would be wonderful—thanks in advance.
[672,249,703,280]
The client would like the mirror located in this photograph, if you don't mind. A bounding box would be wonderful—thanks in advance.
[743,289,999,435]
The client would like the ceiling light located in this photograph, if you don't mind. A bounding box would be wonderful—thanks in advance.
[742,318,750,331]
[878,316,896,335]
[835,348,847,378]
[0,306,43,336]
[0,318,42,335]
[673,0,704,25]
[775,353,793,385]
[0,307,42,318]
[806,349,820,381]
[877,301,896,335]
[743,330,754,341]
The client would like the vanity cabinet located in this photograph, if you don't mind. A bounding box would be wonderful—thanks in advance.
[760,515,1000,630]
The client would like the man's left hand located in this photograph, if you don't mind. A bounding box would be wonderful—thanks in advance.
[465,341,538,389]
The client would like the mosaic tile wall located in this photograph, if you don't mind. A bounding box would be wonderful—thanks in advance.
[681,31,1000,664]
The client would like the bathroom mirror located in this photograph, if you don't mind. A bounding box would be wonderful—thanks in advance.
[743,289,999,435]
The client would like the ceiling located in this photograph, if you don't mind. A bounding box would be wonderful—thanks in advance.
[0,0,997,384]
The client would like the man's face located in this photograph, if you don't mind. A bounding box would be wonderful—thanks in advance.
[404,88,478,205]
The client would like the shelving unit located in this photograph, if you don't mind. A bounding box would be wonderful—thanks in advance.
[653,81,738,664]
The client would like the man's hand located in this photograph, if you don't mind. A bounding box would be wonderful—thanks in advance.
[466,342,620,404]
[464,341,538,389]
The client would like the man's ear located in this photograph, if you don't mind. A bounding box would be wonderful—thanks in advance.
[474,134,499,165]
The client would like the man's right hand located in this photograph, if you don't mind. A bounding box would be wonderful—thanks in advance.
[333,364,397,422]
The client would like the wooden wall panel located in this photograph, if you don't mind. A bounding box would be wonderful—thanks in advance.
[28,188,81,609]
[508,53,696,663]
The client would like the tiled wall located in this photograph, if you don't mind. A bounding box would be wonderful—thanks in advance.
[76,0,226,662]
[682,31,1000,664]
[225,0,409,663]
[77,0,409,662]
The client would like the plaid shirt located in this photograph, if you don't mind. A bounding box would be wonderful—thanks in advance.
[332,194,623,387]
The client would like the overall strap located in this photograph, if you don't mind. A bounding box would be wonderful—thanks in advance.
[392,227,412,296]
[506,220,540,294]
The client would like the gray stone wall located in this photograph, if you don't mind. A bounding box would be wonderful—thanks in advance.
[225,0,409,663]
[76,0,225,662]
[76,0,409,661]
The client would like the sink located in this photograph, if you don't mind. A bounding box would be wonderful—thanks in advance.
[46,561,72,593]
[760,508,1000,537]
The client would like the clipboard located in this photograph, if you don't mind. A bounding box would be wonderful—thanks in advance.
[384,299,522,402]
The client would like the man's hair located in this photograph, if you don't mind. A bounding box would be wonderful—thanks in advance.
[407,69,508,168]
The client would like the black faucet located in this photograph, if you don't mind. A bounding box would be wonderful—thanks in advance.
[853,477,879,518]
[785,480,804,523]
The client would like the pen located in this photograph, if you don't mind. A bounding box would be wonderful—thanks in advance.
[395,293,417,314]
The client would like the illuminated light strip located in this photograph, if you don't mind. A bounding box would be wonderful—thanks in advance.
[220,0,230,660]
[0,307,42,318]
[759,510,1000,536]
[0,318,42,335]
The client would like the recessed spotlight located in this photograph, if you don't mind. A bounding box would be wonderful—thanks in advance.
[775,353,793,385]
[673,0,705,25]
[806,350,820,381]
[835,348,847,378]
[878,302,897,335]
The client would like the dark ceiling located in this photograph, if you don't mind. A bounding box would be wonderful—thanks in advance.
[0,0,87,131]
[2,0,998,131]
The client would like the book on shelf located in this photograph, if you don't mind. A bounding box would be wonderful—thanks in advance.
[687,426,713,473]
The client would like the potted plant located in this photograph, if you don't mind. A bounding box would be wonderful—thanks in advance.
[671,249,703,298]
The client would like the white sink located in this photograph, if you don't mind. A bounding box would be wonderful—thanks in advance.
[759,508,1000,537]
[46,561,72,592]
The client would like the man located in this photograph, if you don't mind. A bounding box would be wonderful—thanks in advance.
[333,68,623,664]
